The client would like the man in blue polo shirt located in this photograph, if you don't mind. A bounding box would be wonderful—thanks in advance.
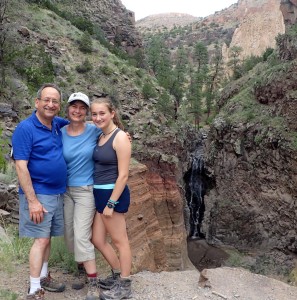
[12,83,69,300]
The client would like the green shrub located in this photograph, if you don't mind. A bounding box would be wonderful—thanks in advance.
[13,45,55,92]
[142,82,157,100]
[78,32,93,53]
[290,132,297,150]
[135,78,142,87]
[120,65,128,75]
[288,267,297,285]
[71,17,93,35]
[100,65,114,76]
[0,163,16,184]
[135,68,145,78]
[93,24,109,47]
[262,47,274,61]
[76,59,93,73]
[0,290,18,300]
[156,91,174,119]
[0,152,7,173]
[49,237,76,273]
[0,224,33,273]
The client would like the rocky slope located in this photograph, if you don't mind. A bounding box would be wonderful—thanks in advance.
[52,0,143,55]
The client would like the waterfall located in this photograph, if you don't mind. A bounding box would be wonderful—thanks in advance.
[185,144,206,239]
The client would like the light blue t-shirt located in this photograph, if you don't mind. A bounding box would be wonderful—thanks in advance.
[61,123,101,186]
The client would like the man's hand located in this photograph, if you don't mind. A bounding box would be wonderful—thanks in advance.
[29,200,48,224]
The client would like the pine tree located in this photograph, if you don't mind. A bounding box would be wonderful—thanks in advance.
[169,46,188,119]
[147,36,163,74]
[188,69,204,129]
[228,45,243,79]
[205,44,224,117]
[194,42,209,73]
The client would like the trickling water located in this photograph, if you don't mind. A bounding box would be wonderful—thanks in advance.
[185,142,228,270]
[185,145,206,239]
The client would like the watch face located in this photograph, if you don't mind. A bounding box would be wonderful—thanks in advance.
[107,203,114,209]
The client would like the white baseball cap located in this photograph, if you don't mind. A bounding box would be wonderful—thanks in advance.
[68,92,90,107]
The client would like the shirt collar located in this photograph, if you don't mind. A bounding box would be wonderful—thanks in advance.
[31,110,56,129]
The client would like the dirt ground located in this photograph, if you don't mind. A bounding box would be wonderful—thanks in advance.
[1,263,297,300]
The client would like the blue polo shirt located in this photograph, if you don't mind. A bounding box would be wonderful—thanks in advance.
[12,111,69,195]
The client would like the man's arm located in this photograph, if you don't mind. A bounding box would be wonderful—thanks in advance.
[15,160,47,224]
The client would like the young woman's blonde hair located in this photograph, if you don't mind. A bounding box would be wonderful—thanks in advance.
[91,97,124,130]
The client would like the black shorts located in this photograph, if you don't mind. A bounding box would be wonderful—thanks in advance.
[93,185,130,213]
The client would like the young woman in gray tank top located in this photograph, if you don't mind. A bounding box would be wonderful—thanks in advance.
[91,97,132,300]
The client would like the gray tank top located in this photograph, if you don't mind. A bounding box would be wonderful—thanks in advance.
[93,128,120,184]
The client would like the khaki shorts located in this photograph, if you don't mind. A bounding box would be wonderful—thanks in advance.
[64,185,96,262]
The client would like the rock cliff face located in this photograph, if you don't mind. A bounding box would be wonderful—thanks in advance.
[223,0,285,60]
[128,123,198,271]
[280,0,297,25]
[127,160,191,271]
[190,0,286,60]
[191,5,297,271]
[202,62,297,263]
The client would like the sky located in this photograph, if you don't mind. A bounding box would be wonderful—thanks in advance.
[121,0,238,21]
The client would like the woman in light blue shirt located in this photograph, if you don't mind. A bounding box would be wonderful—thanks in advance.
[62,92,122,300]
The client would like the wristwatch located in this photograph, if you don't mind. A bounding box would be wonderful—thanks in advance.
[107,202,115,209]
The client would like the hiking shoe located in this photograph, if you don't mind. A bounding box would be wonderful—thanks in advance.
[98,270,121,290]
[85,277,99,300]
[72,265,88,290]
[26,288,45,300]
[40,272,65,292]
[99,278,132,300]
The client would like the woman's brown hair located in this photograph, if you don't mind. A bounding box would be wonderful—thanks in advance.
[91,97,124,130]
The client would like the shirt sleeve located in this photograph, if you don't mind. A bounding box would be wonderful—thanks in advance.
[11,123,33,160]
[56,117,70,128]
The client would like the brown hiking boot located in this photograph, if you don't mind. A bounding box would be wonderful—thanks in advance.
[26,288,45,300]
[40,272,65,292]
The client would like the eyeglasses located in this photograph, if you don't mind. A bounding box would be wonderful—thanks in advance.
[38,98,60,105]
